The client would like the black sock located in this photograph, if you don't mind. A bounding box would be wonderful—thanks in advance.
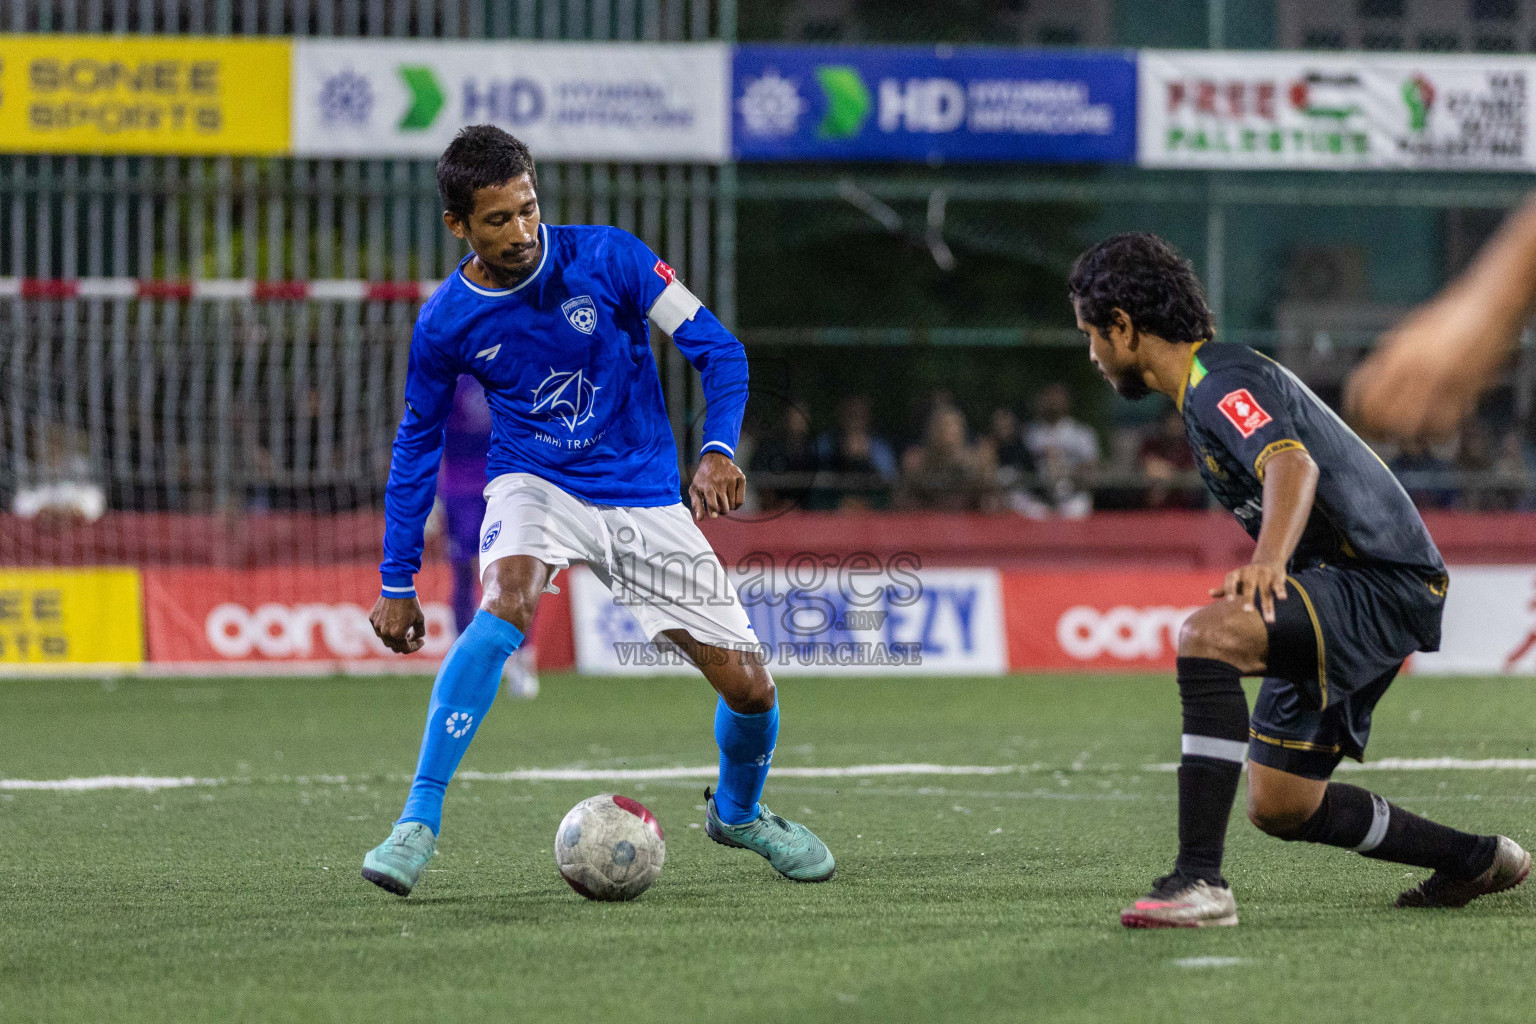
[1290,782,1497,878]
[1172,657,1250,885]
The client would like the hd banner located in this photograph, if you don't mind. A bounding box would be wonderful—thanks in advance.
[733,44,1137,163]
[292,40,729,161]
[0,35,290,155]
[1139,50,1534,170]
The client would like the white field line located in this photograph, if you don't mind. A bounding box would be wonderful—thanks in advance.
[5,757,1536,792]
[1172,957,1252,969]
[1354,757,1536,771]
[0,776,223,791]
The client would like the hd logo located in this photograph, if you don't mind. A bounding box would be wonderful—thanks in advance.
[561,295,598,334]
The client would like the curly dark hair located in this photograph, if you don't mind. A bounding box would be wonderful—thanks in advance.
[1068,233,1214,344]
[436,125,539,222]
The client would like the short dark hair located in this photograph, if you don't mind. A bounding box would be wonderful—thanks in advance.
[436,125,538,222]
[1068,233,1214,344]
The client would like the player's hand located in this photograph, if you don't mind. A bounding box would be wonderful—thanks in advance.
[1344,286,1510,442]
[370,594,427,654]
[689,451,745,520]
[1211,561,1289,624]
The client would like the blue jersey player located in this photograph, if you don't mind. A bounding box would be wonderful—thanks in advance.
[1068,234,1529,928]
[361,125,834,896]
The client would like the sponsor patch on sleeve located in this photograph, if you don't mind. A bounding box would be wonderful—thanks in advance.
[653,259,677,284]
[1216,388,1273,438]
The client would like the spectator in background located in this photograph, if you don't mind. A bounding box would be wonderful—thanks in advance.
[1498,430,1534,510]
[1457,420,1531,511]
[440,375,538,697]
[897,402,997,511]
[1455,419,1497,511]
[983,406,1049,518]
[749,402,822,511]
[1025,382,1099,518]
[816,394,897,509]
[11,424,105,531]
[1390,440,1459,510]
[1137,407,1202,509]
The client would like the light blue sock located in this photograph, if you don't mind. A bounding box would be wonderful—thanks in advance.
[713,695,779,825]
[398,610,524,833]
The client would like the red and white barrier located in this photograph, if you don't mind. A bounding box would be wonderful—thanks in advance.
[0,278,440,302]
[125,562,1536,677]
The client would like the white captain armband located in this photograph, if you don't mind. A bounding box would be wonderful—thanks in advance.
[647,280,703,335]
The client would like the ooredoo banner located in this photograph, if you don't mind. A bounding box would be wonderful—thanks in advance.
[569,563,1008,676]
[142,564,456,668]
[1139,50,1534,170]
[734,44,1136,163]
[1001,570,1211,671]
[292,40,729,161]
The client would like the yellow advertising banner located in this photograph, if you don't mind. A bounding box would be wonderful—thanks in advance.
[0,35,290,154]
[0,567,144,665]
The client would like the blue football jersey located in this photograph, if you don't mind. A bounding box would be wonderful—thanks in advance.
[379,222,748,597]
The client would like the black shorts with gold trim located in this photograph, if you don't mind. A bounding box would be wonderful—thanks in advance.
[1249,560,1447,780]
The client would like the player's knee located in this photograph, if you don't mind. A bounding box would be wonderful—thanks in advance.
[721,670,776,715]
[481,585,541,634]
[480,557,549,633]
[712,651,775,714]
[1178,610,1239,663]
[1245,789,1314,839]
[1178,606,1266,671]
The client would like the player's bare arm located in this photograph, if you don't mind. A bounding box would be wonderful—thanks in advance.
[1211,448,1318,625]
[1346,192,1536,441]
[689,450,746,520]
[370,595,427,654]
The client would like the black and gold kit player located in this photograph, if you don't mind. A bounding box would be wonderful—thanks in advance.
[1067,232,1530,929]
[1180,339,1447,776]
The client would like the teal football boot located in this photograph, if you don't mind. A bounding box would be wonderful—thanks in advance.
[361,822,437,896]
[704,787,835,882]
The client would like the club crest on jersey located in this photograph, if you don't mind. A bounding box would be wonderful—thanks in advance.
[653,259,676,284]
[1217,388,1273,438]
[531,367,601,432]
[561,294,598,335]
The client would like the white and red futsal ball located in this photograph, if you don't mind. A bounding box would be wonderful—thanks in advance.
[554,794,666,901]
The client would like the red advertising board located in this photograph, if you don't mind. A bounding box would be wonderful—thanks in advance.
[142,563,574,670]
[1001,570,1217,671]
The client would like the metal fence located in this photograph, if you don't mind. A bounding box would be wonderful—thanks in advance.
[4,0,730,39]
[5,0,1536,557]
[0,0,734,534]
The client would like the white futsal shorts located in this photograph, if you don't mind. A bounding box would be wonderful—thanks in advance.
[477,472,758,650]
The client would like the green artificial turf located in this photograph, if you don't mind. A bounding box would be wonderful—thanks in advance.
[2,673,1533,1023]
